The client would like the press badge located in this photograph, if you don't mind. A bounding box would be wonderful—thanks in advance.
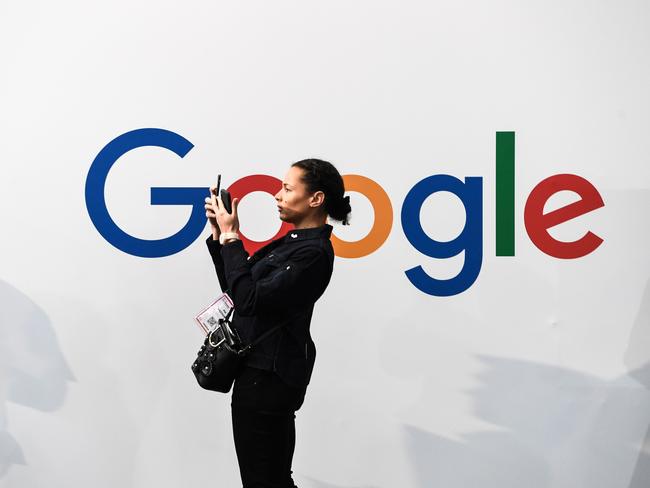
[194,292,234,335]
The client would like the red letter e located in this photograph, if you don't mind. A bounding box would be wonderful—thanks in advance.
[524,174,604,259]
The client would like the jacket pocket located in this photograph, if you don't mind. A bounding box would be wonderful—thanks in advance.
[265,253,283,265]
[262,254,293,280]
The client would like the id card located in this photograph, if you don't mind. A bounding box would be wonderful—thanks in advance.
[194,292,234,335]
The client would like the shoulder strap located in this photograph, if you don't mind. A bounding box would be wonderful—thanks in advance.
[223,287,303,355]
[239,310,304,355]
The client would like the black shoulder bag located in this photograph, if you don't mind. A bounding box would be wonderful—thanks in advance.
[190,301,298,393]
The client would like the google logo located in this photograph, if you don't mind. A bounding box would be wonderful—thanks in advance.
[85,129,604,296]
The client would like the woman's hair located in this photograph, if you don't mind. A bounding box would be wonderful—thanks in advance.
[291,158,352,225]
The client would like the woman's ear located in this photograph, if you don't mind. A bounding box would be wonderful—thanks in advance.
[310,190,325,207]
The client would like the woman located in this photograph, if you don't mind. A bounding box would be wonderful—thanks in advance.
[204,158,351,487]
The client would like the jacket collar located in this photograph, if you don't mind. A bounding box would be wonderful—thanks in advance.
[281,223,333,243]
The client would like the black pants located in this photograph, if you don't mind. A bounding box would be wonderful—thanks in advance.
[231,365,308,488]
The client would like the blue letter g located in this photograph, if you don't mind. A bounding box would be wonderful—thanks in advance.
[401,174,483,296]
[85,128,208,257]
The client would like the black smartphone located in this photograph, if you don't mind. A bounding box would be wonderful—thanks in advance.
[220,188,232,214]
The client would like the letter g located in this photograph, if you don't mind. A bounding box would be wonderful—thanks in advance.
[85,128,207,257]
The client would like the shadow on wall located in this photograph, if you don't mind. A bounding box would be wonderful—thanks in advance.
[624,278,650,486]
[0,280,74,478]
[403,356,650,487]
[402,278,650,488]
[298,475,380,488]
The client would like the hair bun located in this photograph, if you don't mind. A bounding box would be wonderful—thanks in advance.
[341,195,351,225]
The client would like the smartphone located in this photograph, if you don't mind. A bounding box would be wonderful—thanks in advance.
[220,188,232,214]
[214,174,232,213]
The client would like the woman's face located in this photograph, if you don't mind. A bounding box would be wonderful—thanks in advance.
[274,166,324,223]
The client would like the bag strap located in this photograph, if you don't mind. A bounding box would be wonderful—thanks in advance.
[240,309,305,354]
[223,287,303,355]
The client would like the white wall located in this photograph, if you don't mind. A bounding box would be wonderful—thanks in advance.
[1,1,649,486]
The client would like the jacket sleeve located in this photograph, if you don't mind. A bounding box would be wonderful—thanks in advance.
[205,234,236,293]
[219,239,331,316]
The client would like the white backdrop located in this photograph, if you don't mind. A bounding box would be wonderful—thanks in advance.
[1,1,649,487]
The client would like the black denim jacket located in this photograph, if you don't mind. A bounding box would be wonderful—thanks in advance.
[206,223,334,388]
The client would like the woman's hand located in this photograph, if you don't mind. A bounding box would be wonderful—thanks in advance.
[205,185,221,240]
[215,194,240,234]
[205,185,240,237]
